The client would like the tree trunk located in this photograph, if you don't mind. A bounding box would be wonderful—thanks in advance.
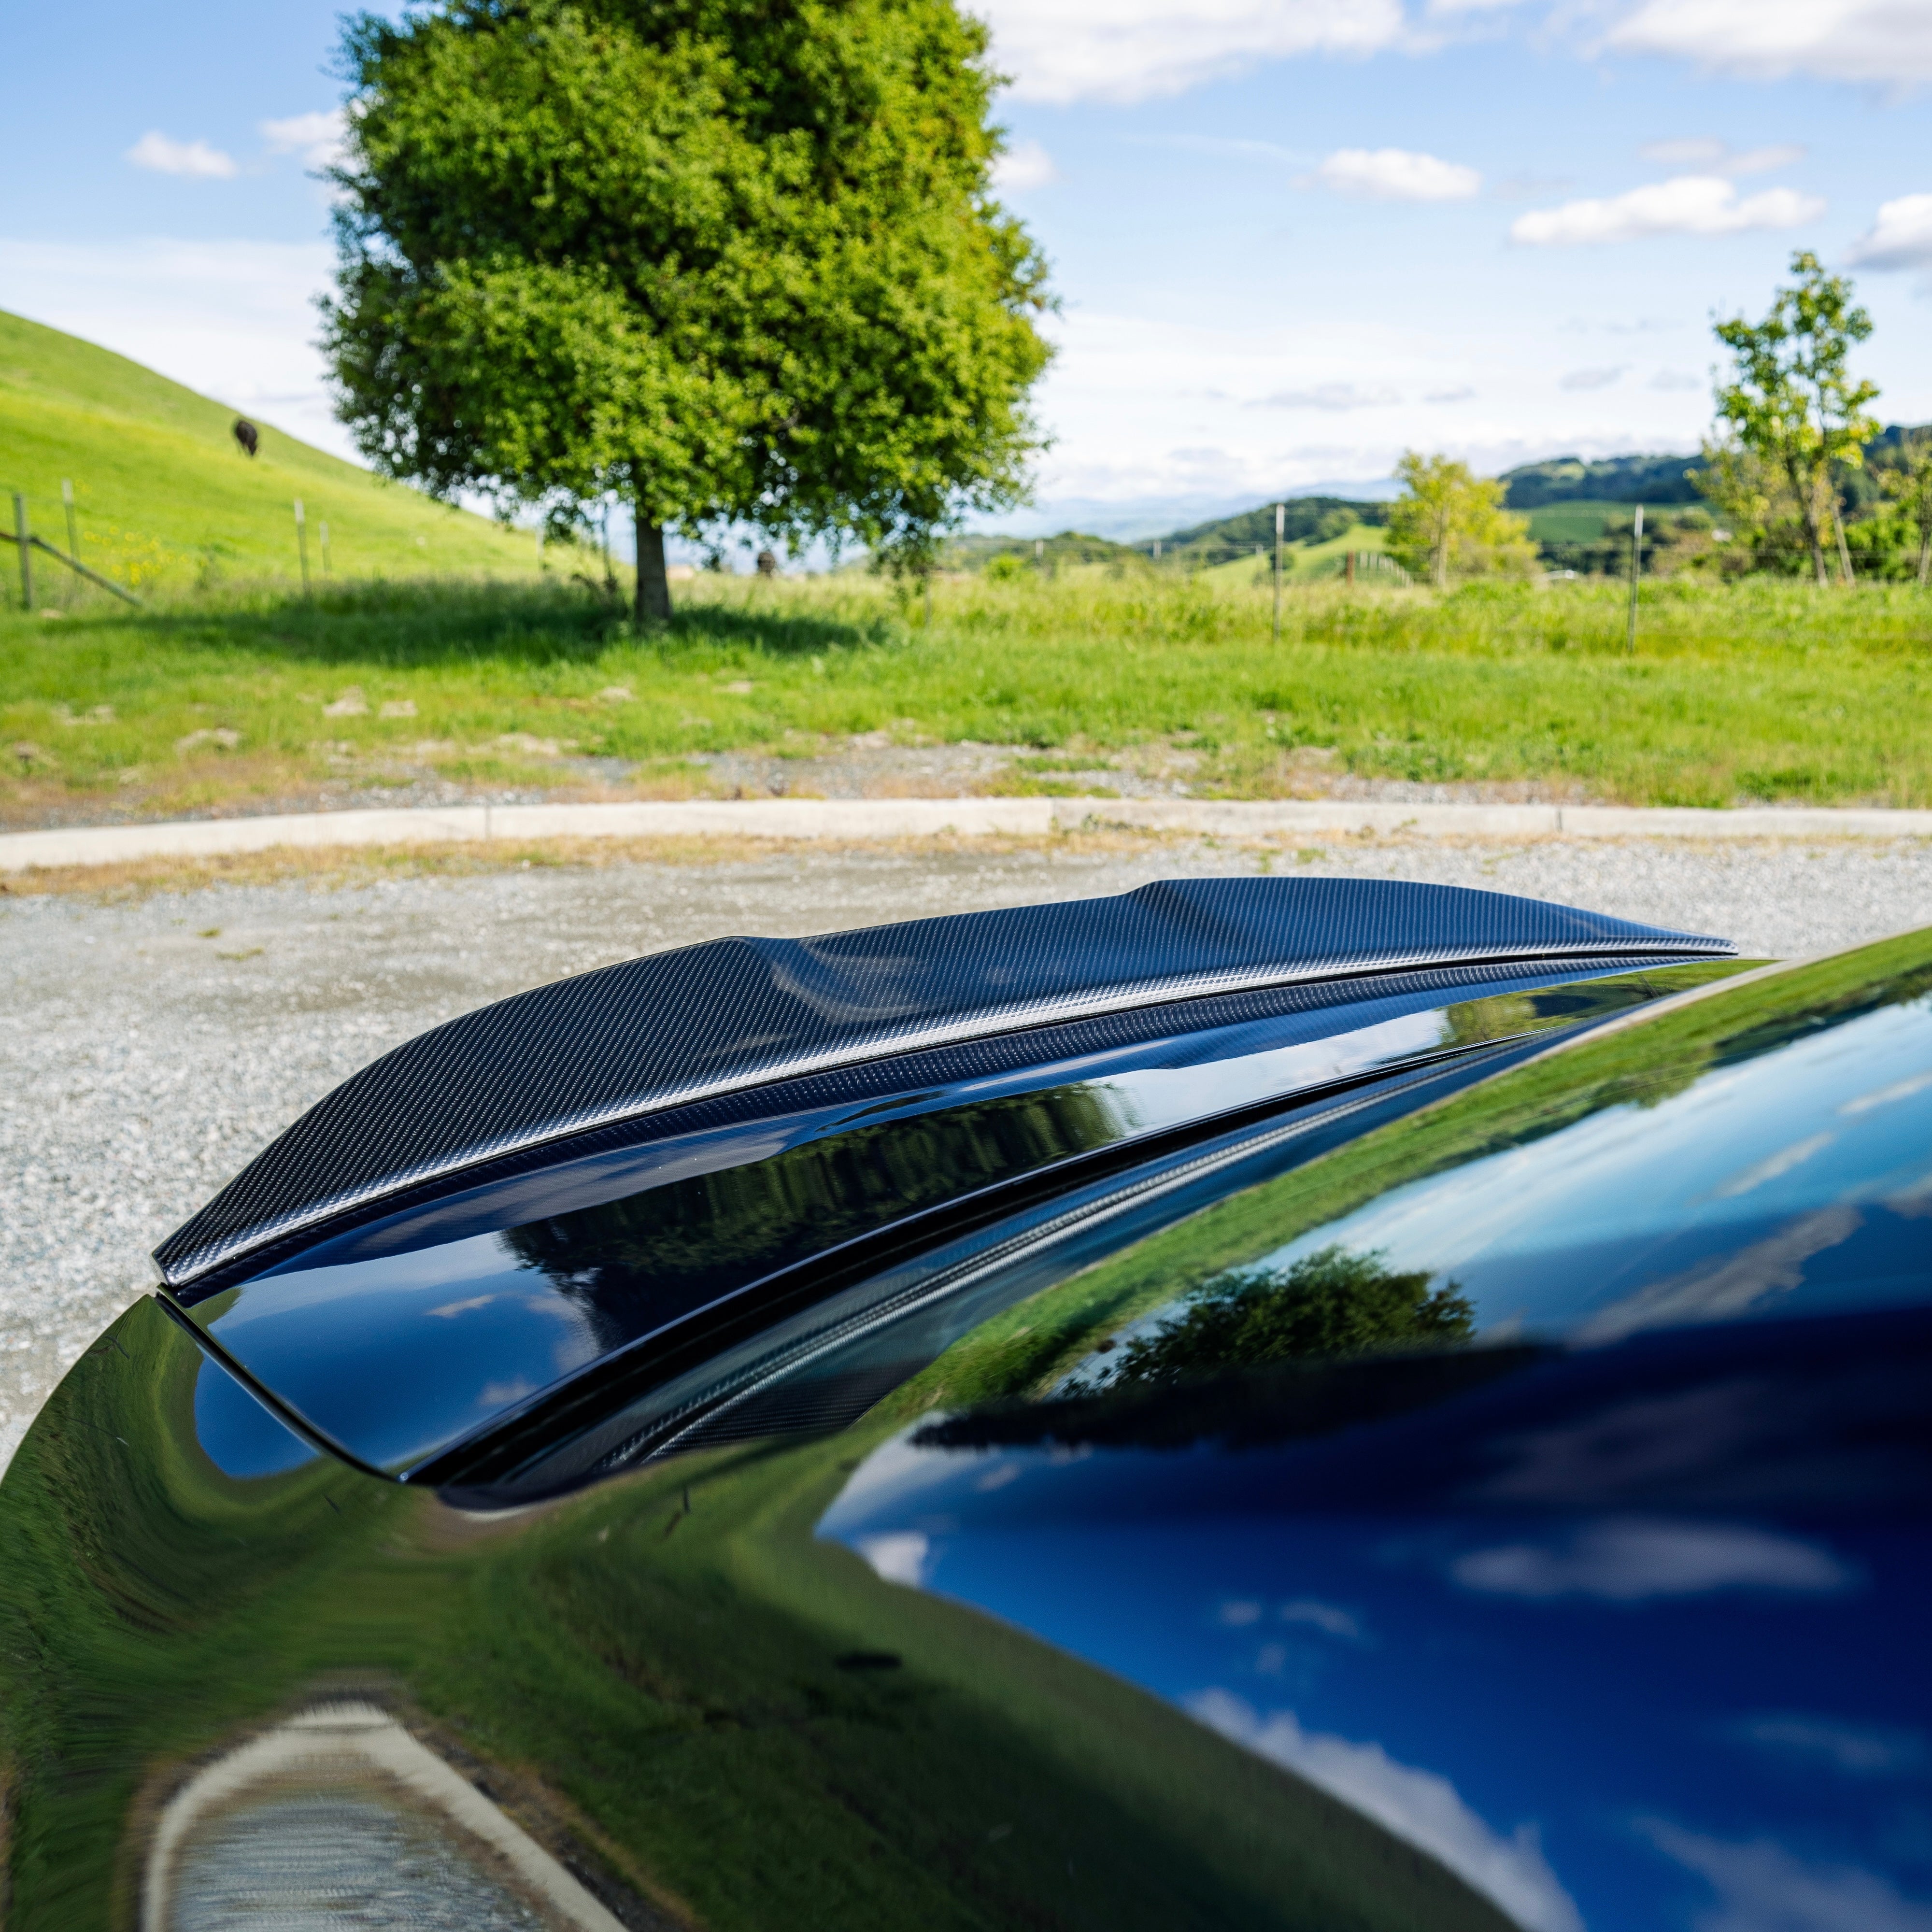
[634,511,672,625]
[1917,519,1931,589]
[1832,495,1856,585]
[1792,468,1828,586]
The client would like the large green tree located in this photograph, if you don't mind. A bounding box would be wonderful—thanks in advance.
[322,0,1054,620]
[1713,251,1880,587]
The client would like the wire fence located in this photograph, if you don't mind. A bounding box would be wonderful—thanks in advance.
[6,489,143,609]
[1069,542,1415,585]
[3,484,330,612]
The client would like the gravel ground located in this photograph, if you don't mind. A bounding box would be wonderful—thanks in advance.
[5,833,1932,1471]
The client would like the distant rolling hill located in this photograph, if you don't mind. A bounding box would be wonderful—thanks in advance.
[0,310,545,597]
[1156,496,1390,558]
[978,432,1930,582]
[1499,453,1704,509]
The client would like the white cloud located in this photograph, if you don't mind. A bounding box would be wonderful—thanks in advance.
[974,0,1932,98]
[1847,193,1932,271]
[1576,1204,1859,1343]
[0,235,350,457]
[1735,1715,1927,1776]
[990,138,1060,193]
[125,132,237,180]
[1840,1069,1932,1115]
[853,1531,931,1586]
[1256,382,1402,409]
[259,109,349,171]
[1651,369,1705,390]
[1189,1690,1584,1932]
[1715,1130,1834,1197]
[972,0,1405,105]
[1511,174,1824,244]
[1637,1818,1932,1932]
[1560,365,1625,390]
[1317,146,1482,200]
[1279,1598,1368,1641]
[1637,138,1807,177]
[1426,385,1477,402]
[1451,1519,1855,1601]
[1606,0,1932,86]
[1637,137,1724,168]
[1720,143,1808,176]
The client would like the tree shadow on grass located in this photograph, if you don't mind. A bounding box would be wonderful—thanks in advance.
[81,579,897,671]
[670,594,901,659]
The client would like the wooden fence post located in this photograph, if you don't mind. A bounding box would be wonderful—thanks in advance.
[61,480,79,605]
[13,494,31,611]
[1626,504,1644,653]
[295,498,310,595]
[1272,502,1284,643]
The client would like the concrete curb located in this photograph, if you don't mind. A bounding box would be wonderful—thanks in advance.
[2,796,1930,873]
[1063,799,1932,841]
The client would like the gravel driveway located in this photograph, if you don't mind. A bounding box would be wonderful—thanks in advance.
[6,832,1931,1471]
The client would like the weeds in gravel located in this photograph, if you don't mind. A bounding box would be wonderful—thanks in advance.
[2,571,1928,822]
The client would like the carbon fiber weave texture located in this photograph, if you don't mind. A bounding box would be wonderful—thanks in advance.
[155,877,1730,1289]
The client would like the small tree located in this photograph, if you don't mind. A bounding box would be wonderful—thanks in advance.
[1386,452,1535,588]
[323,0,1053,624]
[1695,433,1808,575]
[1713,251,1880,587]
[1878,433,1932,588]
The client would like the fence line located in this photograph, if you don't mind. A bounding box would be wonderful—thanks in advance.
[2,521,145,607]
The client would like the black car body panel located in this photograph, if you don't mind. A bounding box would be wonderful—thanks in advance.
[5,883,1931,1932]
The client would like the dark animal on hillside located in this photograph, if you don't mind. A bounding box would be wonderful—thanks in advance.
[232,419,259,458]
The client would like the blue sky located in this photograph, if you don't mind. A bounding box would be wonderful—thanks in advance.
[3,0,1930,537]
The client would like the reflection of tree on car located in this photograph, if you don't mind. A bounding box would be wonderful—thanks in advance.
[501,1086,1126,1352]
[1077,1247,1472,1392]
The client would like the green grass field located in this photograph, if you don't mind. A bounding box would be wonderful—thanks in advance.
[0,310,550,594]
[3,570,1930,822]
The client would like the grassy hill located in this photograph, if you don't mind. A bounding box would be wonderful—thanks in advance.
[1501,453,1704,510]
[0,310,546,597]
[1524,499,1640,545]
[1193,521,1392,587]
[1157,496,1390,561]
[1501,436,1929,518]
